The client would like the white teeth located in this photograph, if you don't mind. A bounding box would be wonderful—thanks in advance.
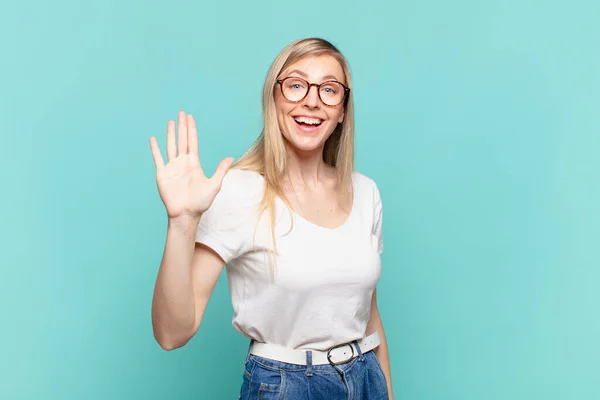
[294,116,322,125]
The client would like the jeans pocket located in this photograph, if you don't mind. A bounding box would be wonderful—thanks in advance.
[254,364,284,400]
[244,357,254,378]
[239,368,251,400]
[239,357,255,399]
[258,382,282,400]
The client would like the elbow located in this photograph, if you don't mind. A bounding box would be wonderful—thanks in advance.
[152,323,193,351]
[151,306,197,351]
[154,331,190,351]
[157,339,182,351]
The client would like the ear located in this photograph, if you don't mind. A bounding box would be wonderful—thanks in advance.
[338,110,345,124]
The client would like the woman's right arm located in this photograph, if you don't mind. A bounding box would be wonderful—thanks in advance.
[151,217,226,350]
[148,111,233,350]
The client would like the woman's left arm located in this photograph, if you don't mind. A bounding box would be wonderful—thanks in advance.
[366,289,394,399]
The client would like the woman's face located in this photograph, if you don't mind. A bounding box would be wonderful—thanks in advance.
[275,55,346,154]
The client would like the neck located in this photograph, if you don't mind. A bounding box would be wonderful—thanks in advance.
[283,141,330,190]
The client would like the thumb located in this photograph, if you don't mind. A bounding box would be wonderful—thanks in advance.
[211,157,235,187]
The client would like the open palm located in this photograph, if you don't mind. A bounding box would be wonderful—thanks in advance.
[149,111,234,220]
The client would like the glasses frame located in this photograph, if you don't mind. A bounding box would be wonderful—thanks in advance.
[275,77,351,107]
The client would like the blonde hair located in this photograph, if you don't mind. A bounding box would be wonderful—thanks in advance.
[233,37,355,280]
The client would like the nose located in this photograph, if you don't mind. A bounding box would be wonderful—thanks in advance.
[302,84,321,109]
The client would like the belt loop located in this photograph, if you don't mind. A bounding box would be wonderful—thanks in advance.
[245,339,254,364]
[354,340,365,362]
[305,350,313,377]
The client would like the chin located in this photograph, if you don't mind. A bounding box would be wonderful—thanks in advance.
[284,125,332,153]
[289,140,323,153]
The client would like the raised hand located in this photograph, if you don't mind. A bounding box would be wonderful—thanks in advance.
[149,111,234,221]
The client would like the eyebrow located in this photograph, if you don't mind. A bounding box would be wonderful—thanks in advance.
[286,69,343,82]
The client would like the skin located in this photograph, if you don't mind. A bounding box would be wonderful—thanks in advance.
[276,55,352,229]
[149,54,393,399]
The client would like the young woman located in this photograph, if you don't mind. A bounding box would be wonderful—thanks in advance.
[149,37,393,399]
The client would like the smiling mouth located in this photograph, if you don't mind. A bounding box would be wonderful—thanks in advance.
[294,116,323,127]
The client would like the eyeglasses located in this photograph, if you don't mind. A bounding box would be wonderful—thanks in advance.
[276,77,350,107]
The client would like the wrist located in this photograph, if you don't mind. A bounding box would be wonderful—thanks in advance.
[168,214,201,233]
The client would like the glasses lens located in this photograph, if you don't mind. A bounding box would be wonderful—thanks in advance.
[279,78,346,106]
[319,81,345,106]
[281,78,308,102]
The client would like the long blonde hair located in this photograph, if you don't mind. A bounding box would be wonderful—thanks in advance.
[233,37,355,279]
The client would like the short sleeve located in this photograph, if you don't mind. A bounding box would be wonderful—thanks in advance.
[195,169,261,263]
[372,183,384,254]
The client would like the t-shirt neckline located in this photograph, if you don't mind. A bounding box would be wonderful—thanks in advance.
[286,172,357,232]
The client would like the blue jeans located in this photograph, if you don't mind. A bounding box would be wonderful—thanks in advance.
[238,340,389,400]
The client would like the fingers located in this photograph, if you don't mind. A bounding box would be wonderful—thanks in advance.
[166,120,176,161]
[187,114,199,157]
[177,111,188,156]
[165,111,199,164]
[149,136,164,169]
[210,157,235,187]
[188,114,204,174]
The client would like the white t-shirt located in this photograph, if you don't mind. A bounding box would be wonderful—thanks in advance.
[195,168,384,351]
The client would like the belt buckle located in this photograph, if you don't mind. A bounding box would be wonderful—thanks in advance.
[326,342,355,365]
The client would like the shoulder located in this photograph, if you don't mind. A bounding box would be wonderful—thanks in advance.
[222,168,264,187]
[352,171,384,247]
[351,170,377,187]
[200,168,264,228]
[351,170,382,201]
[196,169,264,260]
[218,168,265,202]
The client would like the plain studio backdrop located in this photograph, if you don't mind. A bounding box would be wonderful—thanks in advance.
[1,0,598,399]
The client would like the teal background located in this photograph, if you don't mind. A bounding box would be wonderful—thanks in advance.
[1,0,598,398]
